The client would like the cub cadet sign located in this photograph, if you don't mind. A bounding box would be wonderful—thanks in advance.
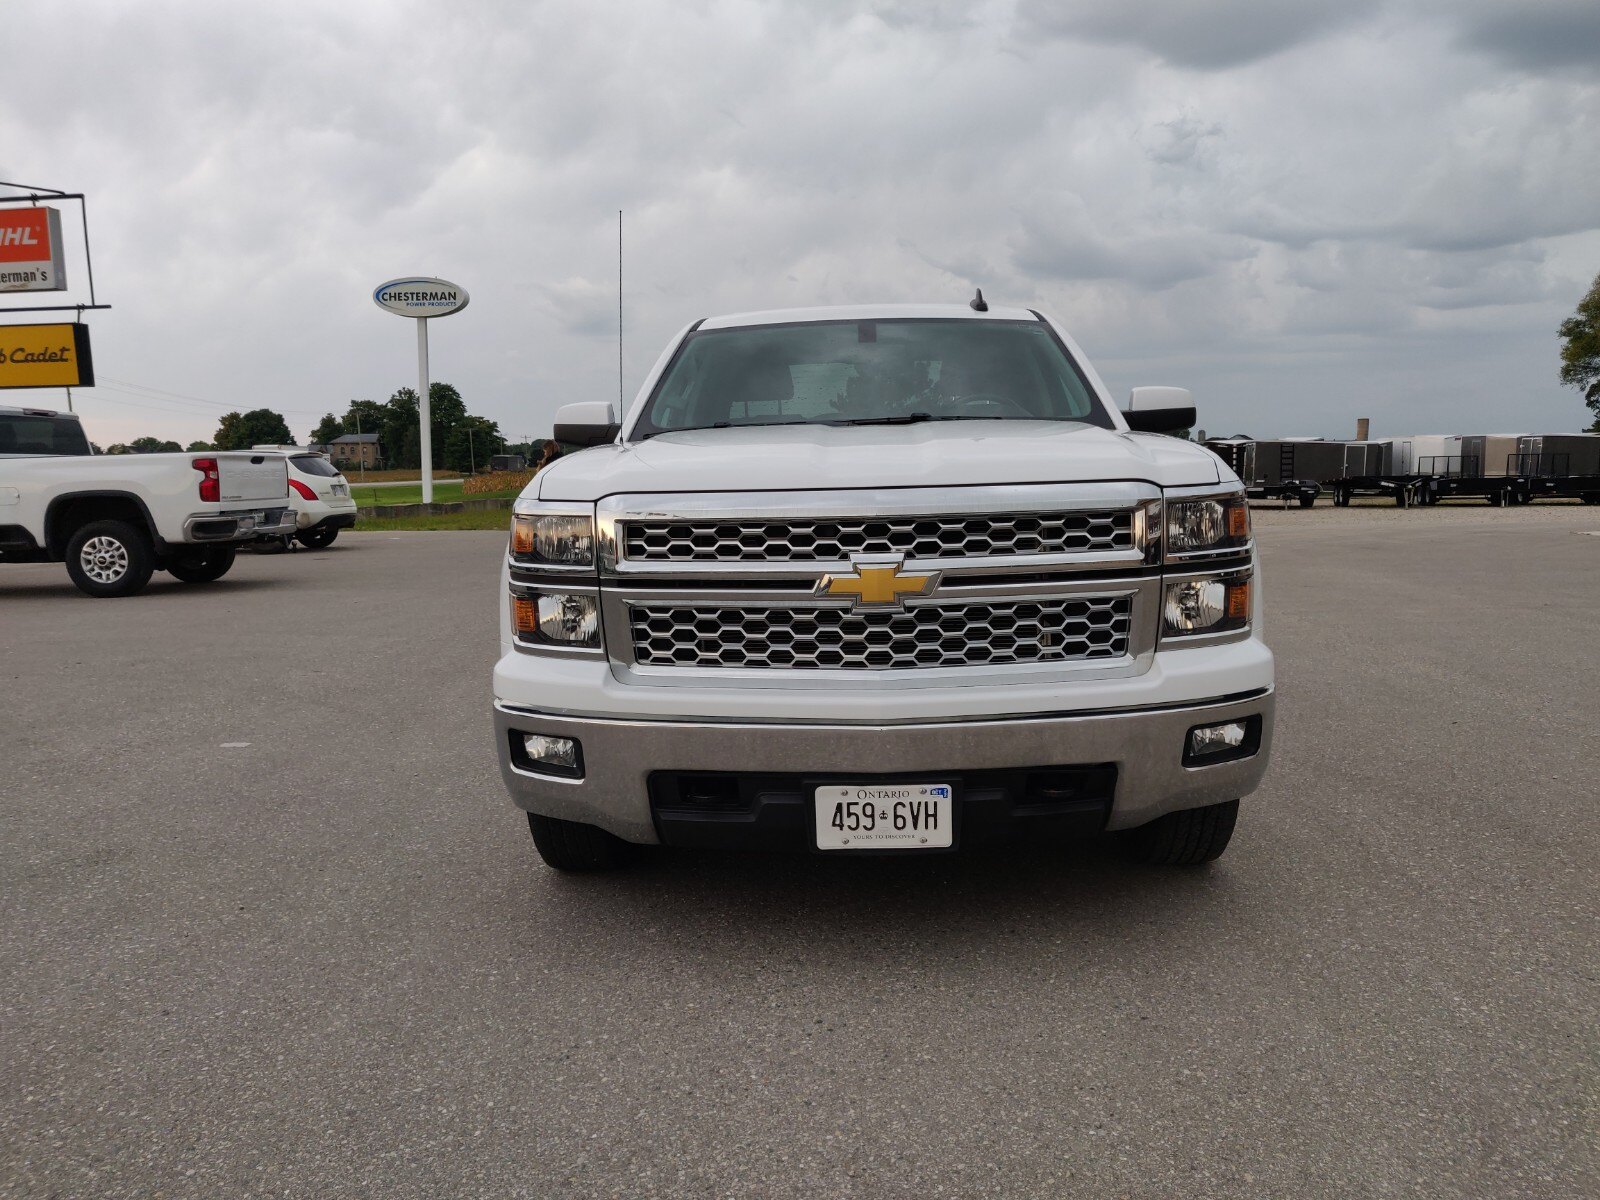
[372,277,469,318]
[0,208,68,293]
[0,323,95,389]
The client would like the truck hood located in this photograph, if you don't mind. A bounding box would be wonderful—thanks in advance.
[535,421,1221,502]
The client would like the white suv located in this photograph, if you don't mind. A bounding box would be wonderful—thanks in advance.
[255,447,358,548]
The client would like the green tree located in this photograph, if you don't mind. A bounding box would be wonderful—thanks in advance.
[443,415,506,473]
[130,436,183,453]
[380,383,468,469]
[1559,271,1600,426]
[186,440,214,453]
[310,413,343,445]
[214,408,293,450]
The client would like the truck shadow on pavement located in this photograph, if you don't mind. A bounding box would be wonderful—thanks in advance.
[515,834,1241,961]
[0,577,294,599]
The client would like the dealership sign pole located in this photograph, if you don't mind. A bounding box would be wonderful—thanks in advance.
[373,277,469,503]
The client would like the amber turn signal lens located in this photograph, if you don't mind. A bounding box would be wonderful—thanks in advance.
[512,596,539,635]
[1225,580,1251,620]
[511,515,536,556]
[1226,504,1251,539]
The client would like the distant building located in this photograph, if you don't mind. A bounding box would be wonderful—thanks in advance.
[325,432,381,468]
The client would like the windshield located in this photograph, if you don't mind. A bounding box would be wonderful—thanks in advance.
[0,413,92,456]
[632,318,1112,437]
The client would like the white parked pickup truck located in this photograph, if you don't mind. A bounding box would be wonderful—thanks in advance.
[0,405,295,596]
[493,303,1274,871]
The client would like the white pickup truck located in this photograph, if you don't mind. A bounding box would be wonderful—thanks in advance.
[0,405,295,596]
[493,303,1274,871]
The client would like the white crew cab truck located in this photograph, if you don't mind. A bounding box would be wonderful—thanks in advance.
[0,406,295,597]
[494,304,1274,871]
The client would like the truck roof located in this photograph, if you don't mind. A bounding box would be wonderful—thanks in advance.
[696,303,1044,330]
[0,405,78,420]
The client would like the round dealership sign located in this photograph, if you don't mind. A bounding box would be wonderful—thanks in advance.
[372,277,469,318]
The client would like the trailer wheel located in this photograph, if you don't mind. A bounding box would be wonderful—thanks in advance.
[1395,489,1409,508]
[1297,494,1315,508]
[1581,493,1600,506]
[1333,488,1350,508]
[1487,489,1505,506]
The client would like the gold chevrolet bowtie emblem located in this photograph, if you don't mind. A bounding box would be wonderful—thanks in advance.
[817,557,940,610]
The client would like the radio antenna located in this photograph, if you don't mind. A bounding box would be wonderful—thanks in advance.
[618,209,624,408]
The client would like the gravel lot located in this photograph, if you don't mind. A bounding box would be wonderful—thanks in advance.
[3,506,1597,1198]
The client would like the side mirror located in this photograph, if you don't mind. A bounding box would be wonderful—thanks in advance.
[1123,386,1196,434]
[552,402,620,448]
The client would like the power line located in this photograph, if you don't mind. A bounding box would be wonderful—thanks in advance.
[97,375,325,416]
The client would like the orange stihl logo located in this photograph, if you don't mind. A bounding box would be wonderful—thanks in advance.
[0,211,52,263]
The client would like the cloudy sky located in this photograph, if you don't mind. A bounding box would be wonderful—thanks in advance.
[4,0,1598,448]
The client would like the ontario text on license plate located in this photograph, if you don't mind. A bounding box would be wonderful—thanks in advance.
[814,784,953,851]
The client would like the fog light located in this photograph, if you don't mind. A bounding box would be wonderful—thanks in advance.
[1183,717,1261,767]
[1188,721,1247,758]
[522,733,582,776]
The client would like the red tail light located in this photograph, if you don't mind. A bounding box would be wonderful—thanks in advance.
[192,457,220,503]
[287,479,317,501]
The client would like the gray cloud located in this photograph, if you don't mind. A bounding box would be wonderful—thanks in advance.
[0,0,1595,448]
[1017,0,1379,69]
[1449,0,1600,73]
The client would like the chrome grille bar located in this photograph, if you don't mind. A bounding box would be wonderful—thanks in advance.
[629,595,1132,671]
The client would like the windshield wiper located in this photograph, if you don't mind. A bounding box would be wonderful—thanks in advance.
[835,412,1010,426]
[836,412,937,426]
[638,420,814,441]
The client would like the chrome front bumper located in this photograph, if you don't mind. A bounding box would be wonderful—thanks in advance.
[494,690,1274,844]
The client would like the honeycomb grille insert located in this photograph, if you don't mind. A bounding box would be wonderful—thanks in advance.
[621,512,1133,562]
[628,597,1132,671]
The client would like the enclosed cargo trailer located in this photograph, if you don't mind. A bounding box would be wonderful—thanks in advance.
[1519,434,1600,503]
[1203,438,1322,506]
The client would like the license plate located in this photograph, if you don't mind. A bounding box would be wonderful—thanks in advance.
[814,784,953,851]
[330,484,347,497]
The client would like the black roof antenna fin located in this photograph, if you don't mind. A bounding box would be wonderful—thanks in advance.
[969,287,988,312]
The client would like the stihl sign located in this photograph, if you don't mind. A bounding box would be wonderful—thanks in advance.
[0,208,67,293]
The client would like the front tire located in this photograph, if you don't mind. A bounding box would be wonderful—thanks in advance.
[1120,799,1239,866]
[166,545,236,584]
[526,812,629,872]
[296,526,339,549]
[64,520,155,598]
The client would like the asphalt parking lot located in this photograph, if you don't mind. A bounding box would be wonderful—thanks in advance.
[3,506,1597,1198]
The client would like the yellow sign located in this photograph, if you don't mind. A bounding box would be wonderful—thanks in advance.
[818,559,940,609]
[0,323,95,389]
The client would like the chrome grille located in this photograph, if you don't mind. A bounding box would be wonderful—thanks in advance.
[622,511,1132,563]
[628,597,1132,671]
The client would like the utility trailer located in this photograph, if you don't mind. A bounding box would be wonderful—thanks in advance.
[1204,438,1322,506]
[1517,434,1600,504]
[1326,437,1446,507]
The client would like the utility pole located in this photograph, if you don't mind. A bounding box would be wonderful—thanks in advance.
[353,411,366,482]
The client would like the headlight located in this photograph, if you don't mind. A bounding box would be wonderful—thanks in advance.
[512,590,601,649]
[1166,496,1250,555]
[1163,574,1251,638]
[510,510,595,566]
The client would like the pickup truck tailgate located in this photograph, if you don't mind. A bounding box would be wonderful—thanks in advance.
[217,453,289,503]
